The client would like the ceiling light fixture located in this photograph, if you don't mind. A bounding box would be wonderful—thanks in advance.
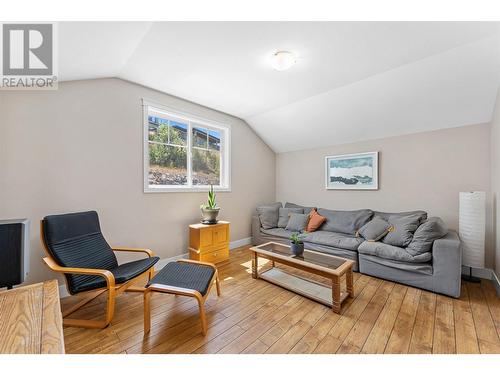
[271,51,296,71]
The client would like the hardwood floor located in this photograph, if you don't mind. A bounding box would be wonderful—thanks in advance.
[61,246,500,354]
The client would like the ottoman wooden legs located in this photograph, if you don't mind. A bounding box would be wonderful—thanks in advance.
[143,260,220,336]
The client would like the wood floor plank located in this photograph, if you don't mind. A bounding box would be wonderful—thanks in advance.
[60,246,500,354]
[337,281,395,353]
[313,277,382,353]
[384,287,421,354]
[432,295,456,354]
[241,339,269,354]
[265,303,328,354]
[407,290,436,354]
[361,284,407,353]
[467,282,500,354]
[453,283,479,354]
[290,275,371,354]
[481,281,500,338]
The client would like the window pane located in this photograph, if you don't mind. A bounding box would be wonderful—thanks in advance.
[192,126,208,148]
[192,149,221,186]
[169,120,187,146]
[148,142,187,185]
[148,116,169,143]
[208,129,221,151]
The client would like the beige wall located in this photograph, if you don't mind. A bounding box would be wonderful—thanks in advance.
[491,88,500,277]
[276,123,495,268]
[0,78,275,284]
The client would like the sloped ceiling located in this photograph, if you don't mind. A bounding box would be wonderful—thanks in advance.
[58,22,500,153]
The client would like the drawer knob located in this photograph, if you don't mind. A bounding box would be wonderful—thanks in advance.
[213,253,217,257]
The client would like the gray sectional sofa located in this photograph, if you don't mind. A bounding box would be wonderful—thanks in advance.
[252,202,462,298]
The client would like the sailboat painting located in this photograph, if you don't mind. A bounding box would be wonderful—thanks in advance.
[325,152,378,190]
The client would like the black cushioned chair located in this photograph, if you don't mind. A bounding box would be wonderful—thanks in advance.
[40,211,159,328]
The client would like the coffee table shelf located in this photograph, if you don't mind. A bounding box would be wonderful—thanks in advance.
[250,242,354,313]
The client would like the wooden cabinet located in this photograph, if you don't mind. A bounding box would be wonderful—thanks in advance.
[189,221,230,264]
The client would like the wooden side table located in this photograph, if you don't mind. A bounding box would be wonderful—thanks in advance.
[189,221,230,264]
[0,280,65,353]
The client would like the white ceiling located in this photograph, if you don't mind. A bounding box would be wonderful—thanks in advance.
[58,22,500,153]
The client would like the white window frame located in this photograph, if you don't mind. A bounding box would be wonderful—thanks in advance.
[142,99,231,193]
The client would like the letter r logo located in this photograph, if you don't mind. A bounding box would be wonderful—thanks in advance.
[2,24,53,75]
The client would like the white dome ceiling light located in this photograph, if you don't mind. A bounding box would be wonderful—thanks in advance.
[271,51,297,71]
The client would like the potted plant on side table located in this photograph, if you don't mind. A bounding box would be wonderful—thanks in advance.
[200,184,220,224]
[290,232,305,256]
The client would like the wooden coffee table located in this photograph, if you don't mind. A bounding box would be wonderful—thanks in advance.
[250,242,354,313]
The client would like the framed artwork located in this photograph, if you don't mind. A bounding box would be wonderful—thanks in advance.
[325,151,378,190]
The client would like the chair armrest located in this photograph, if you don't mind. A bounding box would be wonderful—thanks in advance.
[112,247,155,257]
[42,257,115,287]
[177,258,218,271]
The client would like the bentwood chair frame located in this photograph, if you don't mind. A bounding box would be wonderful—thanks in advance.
[40,220,155,329]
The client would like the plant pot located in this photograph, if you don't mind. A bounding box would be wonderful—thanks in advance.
[201,207,220,224]
[290,242,304,256]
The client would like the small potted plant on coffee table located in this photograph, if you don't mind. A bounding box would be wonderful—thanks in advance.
[200,184,220,224]
[290,232,305,256]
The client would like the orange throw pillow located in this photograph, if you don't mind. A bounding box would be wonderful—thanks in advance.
[306,208,326,232]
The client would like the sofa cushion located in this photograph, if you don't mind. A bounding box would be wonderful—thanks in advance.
[407,217,448,256]
[374,210,427,223]
[382,214,421,247]
[278,207,304,228]
[357,216,391,241]
[358,241,431,263]
[256,202,282,229]
[285,202,316,216]
[285,213,309,232]
[261,227,294,240]
[302,230,364,251]
[317,208,373,235]
[306,208,327,232]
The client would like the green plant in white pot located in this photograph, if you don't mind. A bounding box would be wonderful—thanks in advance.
[290,232,305,256]
[200,184,220,224]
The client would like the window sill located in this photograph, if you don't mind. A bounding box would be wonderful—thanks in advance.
[144,186,231,193]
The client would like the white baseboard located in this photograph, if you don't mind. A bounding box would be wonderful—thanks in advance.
[461,266,500,296]
[230,237,252,249]
[58,237,253,299]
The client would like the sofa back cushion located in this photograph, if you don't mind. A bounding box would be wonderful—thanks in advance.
[374,210,427,223]
[407,217,448,256]
[278,207,304,228]
[285,202,316,216]
[256,202,282,229]
[317,208,373,235]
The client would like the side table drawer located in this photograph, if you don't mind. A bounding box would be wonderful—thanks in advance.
[200,246,229,264]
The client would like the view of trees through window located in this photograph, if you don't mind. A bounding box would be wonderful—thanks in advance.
[147,114,221,187]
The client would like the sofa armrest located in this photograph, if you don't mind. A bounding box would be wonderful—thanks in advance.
[251,215,262,245]
[432,230,462,298]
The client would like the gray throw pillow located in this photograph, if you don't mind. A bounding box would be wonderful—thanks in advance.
[357,216,391,241]
[382,214,421,247]
[407,217,448,256]
[256,202,282,229]
[278,207,304,228]
[285,213,309,232]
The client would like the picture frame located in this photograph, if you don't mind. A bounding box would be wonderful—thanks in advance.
[325,151,379,190]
